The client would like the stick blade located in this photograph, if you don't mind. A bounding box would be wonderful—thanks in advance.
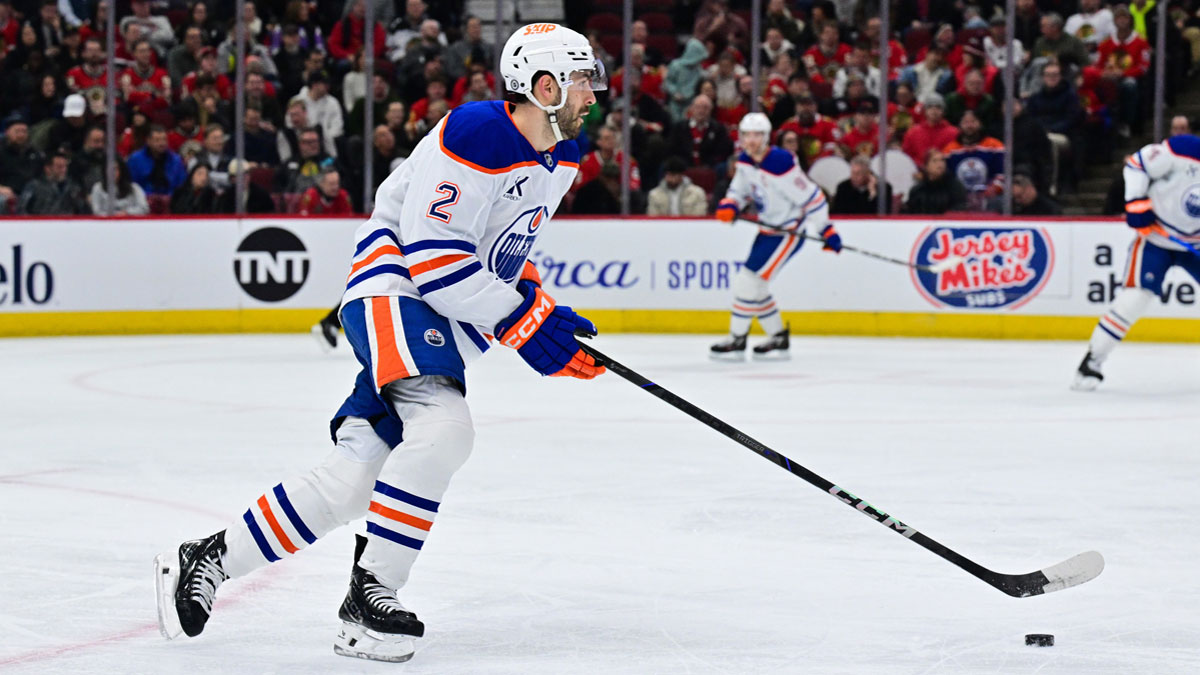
[927,256,965,273]
[995,550,1105,598]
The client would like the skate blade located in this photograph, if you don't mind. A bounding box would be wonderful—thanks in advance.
[1070,373,1101,391]
[154,553,184,640]
[709,351,746,362]
[333,621,416,663]
[751,351,791,361]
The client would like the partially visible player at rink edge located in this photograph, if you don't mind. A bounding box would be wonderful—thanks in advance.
[154,23,607,663]
[710,112,843,360]
[1073,134,1200,390]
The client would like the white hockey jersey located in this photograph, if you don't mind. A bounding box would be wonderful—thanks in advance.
[1124,135,1200,251]
[341,100,580,364]
[724,147,829,233]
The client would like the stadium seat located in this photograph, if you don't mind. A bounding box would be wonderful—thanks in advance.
[599,34,624,60]
[807,156,851,195]
[810,79,833,101]
[684,166,716,194]
[585,13,623,34]
[248,167,275,193]
[638,0,675,11]
[148,194,171,215]
[903,26,932,62]
[645,34,679,60]
[870,150,919,200]
[589,0,622,11]
[637,12,673,33]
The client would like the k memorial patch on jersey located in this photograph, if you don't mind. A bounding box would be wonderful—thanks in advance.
[490,206,548,282]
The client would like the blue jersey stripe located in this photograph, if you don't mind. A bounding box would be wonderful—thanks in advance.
[416,261,483,295]
[272,484,317,545]
[243,509,281,562]
[374,480,440,512]
[366,522,425,550]
[354,228,402,257]
[458,321,490,353]
[402,239,477,255]
[347,264,411,289]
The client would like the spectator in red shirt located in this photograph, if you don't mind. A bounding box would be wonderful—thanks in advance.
[573,125,641,193]
[776,94,839,168]
[328,0,386,65]
[803,22,851,82]
[121,39,171,112]
[181,47,233,100]
[1095,5,1150,136]
[861,16,907,80]
[0,2,17,54]
[298,167,353,215]
[66,36,107,97]
[838,99,880,159]
[902,93,958,163]
[167,102,203,152]
[610,44,665,104]
[408,76,451,125]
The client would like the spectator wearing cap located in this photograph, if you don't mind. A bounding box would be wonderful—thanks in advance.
[899,47,950,102]
[168,26,204,86]
[88,158,148,216]
[667,94,734,171]
[984,15,1027,71]
[837,99,880,159]
[944,69,997,130]
[19,151,87,214]
[832,42,881,99]
[904,149,967,214]
[217,159,274,214]
[128,125,186,196]
[444,15,493,83]
[181,47,232,100]
[1025,61,1082,191]
[298,167,352,215]
[942,110,1005,210]
[574,125,641,194]
[121,39,171,112]
[832,155,892,215]
[665,38,709,121]
[0,116,42,205]
[902,93,958,164]
[803,22,851,82]
[45,93,88,154]
[298,71,343,158]
[647,156,708,216]
[776,93,839,168]
[329,0,386,65]
[120,0,174,56]
[1096,5,1151,138]
[1034,13,1089,70]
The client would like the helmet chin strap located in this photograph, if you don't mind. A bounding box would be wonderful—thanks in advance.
[525,81,571,143]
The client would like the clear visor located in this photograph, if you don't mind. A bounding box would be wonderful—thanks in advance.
[567,63,608,91]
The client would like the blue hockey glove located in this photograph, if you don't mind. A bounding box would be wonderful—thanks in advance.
[495,281,605,379]
[820,224,842,253]
[1124,198,1159,231]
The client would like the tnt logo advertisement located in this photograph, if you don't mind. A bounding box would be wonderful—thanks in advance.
[910,227,1054,309]
[0,244,54,306]
[233,227,310,302]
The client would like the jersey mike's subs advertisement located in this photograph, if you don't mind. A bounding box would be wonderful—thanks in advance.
[0,217,1197,341]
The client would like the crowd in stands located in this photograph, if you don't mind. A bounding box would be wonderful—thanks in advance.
[0,0,1196,217]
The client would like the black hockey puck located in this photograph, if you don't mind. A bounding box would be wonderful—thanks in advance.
[1025,634,1054,647]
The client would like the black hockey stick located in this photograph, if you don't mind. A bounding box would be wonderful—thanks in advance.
[735,218,962,274]
[577,336,1104,598]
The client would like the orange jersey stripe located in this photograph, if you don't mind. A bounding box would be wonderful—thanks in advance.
[761,236,798,279]
[369,501,433,531]
[348,244,402,277]
[408,253,471,277]
[257,495,298,554]
[371,297,411,386]
[1126,199,1153,214]
[1125,240,1143,288]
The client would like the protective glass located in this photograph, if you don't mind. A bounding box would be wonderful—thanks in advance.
[568,62,608,91]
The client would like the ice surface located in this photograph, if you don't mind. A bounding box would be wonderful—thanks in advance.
[1,333,1199,674]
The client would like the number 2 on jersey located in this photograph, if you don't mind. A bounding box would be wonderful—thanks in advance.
[427,182,461,223]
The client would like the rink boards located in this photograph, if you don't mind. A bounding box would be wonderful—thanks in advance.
[1,215,1198,340]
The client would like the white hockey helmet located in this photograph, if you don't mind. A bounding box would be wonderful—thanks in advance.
[501,23,607,140]
[738,112,772,136]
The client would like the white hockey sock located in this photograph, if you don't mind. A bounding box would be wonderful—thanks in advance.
[729,312,752,336]
[730,269,774,337]
[222,418,389,578]
[359,376,475,590]
[1088,288,1153,363]
[759,304,784,336]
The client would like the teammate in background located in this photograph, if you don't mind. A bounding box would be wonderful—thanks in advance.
[155,24,607,663]
[711,113,842,360]
[1074,134,1200,390]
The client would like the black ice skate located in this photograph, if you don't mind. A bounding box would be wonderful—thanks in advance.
[155,530,229,639]
[333,535,424,663]
[752,326,790,360]
[312,312,339,350]
[710,333,748,361]
[1071,351,1104,391]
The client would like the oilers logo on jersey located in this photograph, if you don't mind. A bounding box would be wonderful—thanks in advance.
[1181,184,1200,218]
[491,206,548,282]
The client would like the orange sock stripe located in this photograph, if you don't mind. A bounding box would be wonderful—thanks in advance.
[369,501,433,531]
[408,253,472,277]
[349,244,402,277]
[257,495,299,554]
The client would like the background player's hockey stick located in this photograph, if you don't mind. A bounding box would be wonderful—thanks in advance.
[735,218,963,273]
[576,335,1104,598]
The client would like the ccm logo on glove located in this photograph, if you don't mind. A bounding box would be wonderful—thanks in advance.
[501,290,555,348]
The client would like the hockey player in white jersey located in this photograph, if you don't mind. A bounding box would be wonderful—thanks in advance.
[710,112,842,360]
[153,23,606,663]
[1074,134,1200,389]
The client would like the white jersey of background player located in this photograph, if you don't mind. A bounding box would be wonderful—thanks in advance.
[1074,134,1200,389]
[154,24,607,663]
[710,112,842,360]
